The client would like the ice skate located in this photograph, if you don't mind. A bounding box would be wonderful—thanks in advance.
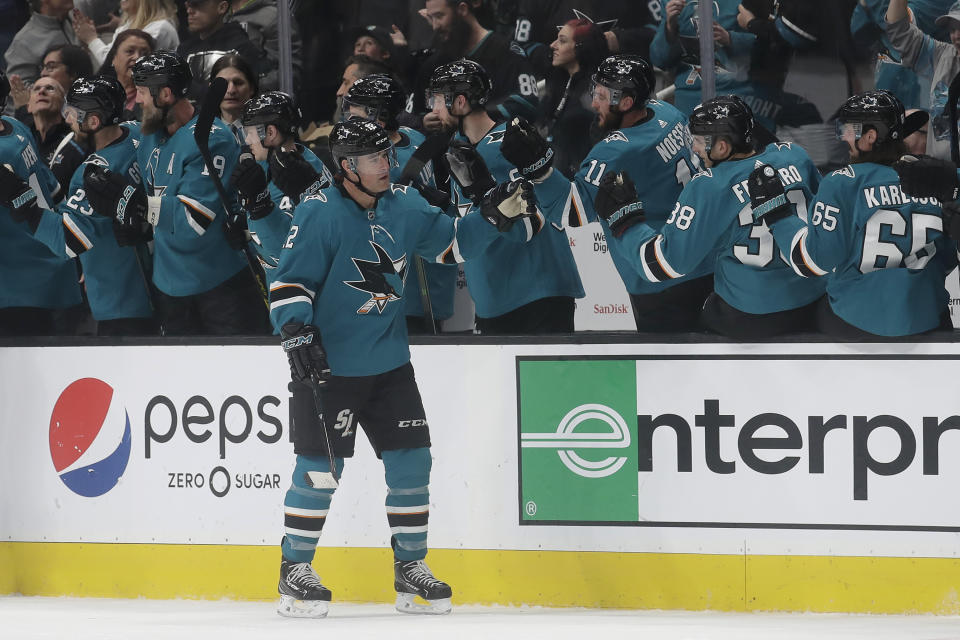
[277,559,332,618]
[393,559,452,615]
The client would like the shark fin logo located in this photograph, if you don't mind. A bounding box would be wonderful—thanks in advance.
[344,240,407,314]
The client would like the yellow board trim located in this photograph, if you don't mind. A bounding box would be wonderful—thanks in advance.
[3,542,960,614]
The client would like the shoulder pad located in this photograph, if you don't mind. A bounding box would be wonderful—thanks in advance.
[603,131,629,144]
[830,165,856,179]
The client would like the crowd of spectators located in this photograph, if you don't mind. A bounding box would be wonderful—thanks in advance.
[0,0,958,339]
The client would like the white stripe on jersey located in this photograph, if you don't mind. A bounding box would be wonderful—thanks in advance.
[654,235,683,279]
[62,213,93,258]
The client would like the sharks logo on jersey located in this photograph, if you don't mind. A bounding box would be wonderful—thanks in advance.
[344,239,408,314]
[486,130,506,144]
[603,131,629,144]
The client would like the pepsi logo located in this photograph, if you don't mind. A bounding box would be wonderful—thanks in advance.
[49,378,132,497]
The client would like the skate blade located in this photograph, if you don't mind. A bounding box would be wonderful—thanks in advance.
[395,592,452,615]
[277,594,329,618]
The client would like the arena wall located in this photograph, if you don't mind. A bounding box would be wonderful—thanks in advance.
[2,340,960,613]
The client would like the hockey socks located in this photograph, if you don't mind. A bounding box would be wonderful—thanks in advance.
[383,448,431,561]
[281,454,343,564]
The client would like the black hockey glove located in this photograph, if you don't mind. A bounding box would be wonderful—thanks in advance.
[747,164,792,224]
[416,183,451,209]
[223,209,250,251]
[501,116,554,182]
[231,150,274,220]
[893,154,960,203]
[83,164,148,227]
[268,148,325,203]
[0,163,43,232]
[445,139,496,205]
[942,201,960,241]
[595,171,645,237]
[111,218,153,247]
[280,323,331,384]
[479,179,537,231]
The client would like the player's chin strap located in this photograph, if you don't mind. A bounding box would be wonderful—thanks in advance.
[339,171,387,204]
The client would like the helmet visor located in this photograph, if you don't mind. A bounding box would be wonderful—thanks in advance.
[342,99,380,123]
[61,103,87,125]
[836,120,863,142]
[347,146,399,175]
[243,123,268,144]
[589,81,621,106]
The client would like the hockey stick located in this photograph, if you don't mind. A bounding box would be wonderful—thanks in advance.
[949,71,960,164]
[194,76,269,310]
[305,374,339,489]
[397,133,453,336]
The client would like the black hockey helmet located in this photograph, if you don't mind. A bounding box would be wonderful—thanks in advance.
[591,54,655,110]
[689,95,756,154]
[242,91,301,137]
[63,76,125,127]
[329,118,397,175]
[343,74,406,131]
[132,51,192,99]
[836,90,905,144]
[427,59,491,109]
[0,69,9,106]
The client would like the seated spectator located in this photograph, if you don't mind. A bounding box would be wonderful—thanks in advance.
[9,44,93,113]
[211,52,257,140]
[348,23,411,85]
[24,76,87,191]
[75,0,178,68]
[539,18,608,178]
[177,0,263,102]
[886,0,960,159]
[228,0,301,92]
[4,0,85,87]
[98,29,155,119]
[412,0,540,128]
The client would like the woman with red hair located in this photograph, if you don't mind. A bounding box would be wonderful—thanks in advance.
[539,18,610,177]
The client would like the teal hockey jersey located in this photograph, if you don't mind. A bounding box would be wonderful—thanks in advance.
[0,116,81,310]
[549,99,710,295]
[269,184,530,376]
[138,114,246,296]
[767,161,956,336]
[613,142,826,314]
[449,122,584,319]
[32,123,153,320]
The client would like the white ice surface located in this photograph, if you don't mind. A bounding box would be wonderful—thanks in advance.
[2,597,960,640]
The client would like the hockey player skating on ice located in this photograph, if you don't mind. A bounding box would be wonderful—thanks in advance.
[590,95,827,338]
[269,118,541,617]
[747,90,956,338]
[428,59,584,334]
[0,76,156,336]
[230,90,332,281]
[342,73,457,332]
[500,54,712,332]
[79,51,267,335]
